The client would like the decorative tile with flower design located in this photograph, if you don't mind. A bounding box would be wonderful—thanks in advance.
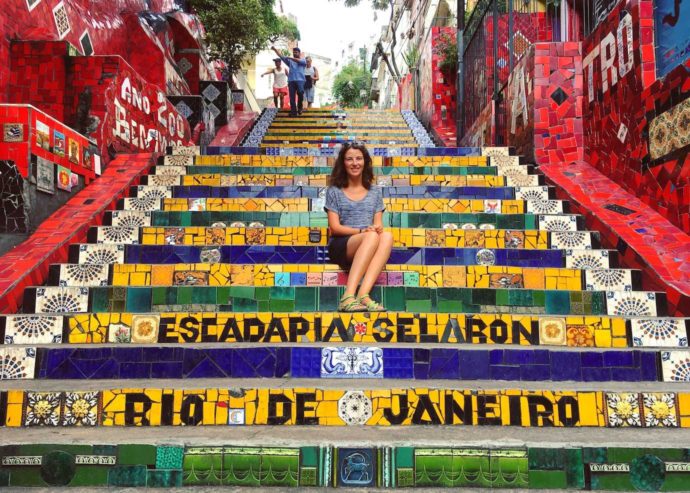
[538,318,567,346]
[62,391,99,426]
[605,393,642,427]
[130,315,160,344]
[641,393,678,427]
[24,392,62,426]
[566,325,595,347]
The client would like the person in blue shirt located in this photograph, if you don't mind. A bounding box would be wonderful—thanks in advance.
[271,46,306,116]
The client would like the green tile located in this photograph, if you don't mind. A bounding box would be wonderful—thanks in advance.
[147,470,183,487]
[403,272,420,286]
[260,453,299,486]
[546,291,570,314]
[295,288,317,311]
[151,287,167,305]
[528,470,568,489]
[117,445,157,466]
[255,287,270,301]
[0,470,8,487]
[269,299,295,312]
[582,447,607,464]
[300,447,318,467]
[223,451,261,486]
[528,448,567,470]
[182,452,223,486]
[177,287,193,304]
[193,287,216,305]
[406,299,432,312]
[396,447,414,469]
[108,466,147,487]
[230,286,256,299]
[565,448,585,488]
[156,447,184,469]
[90,288,110,312]
[233,296,259,311]
[319,287,340,311]
[126,288,151,312]
[69,466,110,486]
[270,287,295,301]
[300,467,317,486]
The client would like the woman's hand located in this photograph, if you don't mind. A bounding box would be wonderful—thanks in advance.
[364,225,383,234]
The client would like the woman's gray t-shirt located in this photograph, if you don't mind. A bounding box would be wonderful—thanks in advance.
[324,186,385,229]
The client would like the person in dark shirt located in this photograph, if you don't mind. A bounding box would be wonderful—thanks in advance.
[271,45,306,116]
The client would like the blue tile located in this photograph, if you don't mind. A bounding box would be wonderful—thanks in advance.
[458,351,491,379]
[490,365,521,381]
[603,351,635,367]
[520,364,552,381]
[550,352,581,381]
[581,352,604,367]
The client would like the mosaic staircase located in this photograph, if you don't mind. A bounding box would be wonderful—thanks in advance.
[1,109,690,489]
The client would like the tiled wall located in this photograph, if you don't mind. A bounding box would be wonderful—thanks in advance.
[8,44,193,161]
[0,1,214,100]
[583,0,690,232]
[0,444,688,489]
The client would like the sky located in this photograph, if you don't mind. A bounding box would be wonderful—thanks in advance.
[279,0,388,62]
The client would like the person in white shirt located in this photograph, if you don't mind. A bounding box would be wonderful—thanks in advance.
[261,58,289,109]
[304,57,320,108]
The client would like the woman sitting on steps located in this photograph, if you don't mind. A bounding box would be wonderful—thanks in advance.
[325,142,393,312]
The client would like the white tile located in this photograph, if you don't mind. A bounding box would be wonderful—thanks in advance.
[526,200,564,214]
[95,226,139,245]
[77,244,125,264]
[539,215,579,232]
[59,263,109,287]
[606,291,658,317]
[661,351,690,381]
[550,231,592,250]
[5,316,63,344]
[514,186,549,201]
[585,269,633,291]
[35,287,89,314]
[321,347,383,379]
[631,319,688,347]
[110,211,151,228]
[565,250,611,269]
[0,347,36,380]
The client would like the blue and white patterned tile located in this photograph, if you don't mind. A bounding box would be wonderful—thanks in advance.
[661,351,690,381]
[95,226,139,245]
[550,231,592,250]
[321,347,383,379]
[122,196,162,212]
[154,165,187,176]
[164,155,193,166]
[77,244,125,264]
[110,211,152,228]
[135,185,173,199]
[35,287,89,314]
[481,147,510,157]
[58,263,109,287]
[539,215,579,232]
[565,250,611,269]
[5,315,64,344]
[585,269,633,291]
[526,200,564,214]
[606,291,658,317]
[630,318,689,347]
[514,186,550,201]
[504,172,540,187]
[0,347,36,380]
[170,145,200,156]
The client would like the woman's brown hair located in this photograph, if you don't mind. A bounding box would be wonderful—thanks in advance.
[329,142,374,189]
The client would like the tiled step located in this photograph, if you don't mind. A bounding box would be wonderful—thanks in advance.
[1,379,689,428]
[131,198,565,215]
[143,172,521,188]
[21,285,665,316]
[5,311,688,348]
[108,210,565,231]
[3,434,690,489]
[6,345,675,383]
[129,184,554,201]
[50,263,638,292]
[69,244,615,269]
[89,226,576,249]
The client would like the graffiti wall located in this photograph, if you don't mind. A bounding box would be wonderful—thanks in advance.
[0,0,214,100]
[8,41,192,160]
[583,0,690,231]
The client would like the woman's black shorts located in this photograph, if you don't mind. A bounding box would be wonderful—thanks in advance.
[328,235,352,270]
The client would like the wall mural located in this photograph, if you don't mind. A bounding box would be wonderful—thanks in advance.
[583,0,690,232]
[654,0,690,78]
[0,0,214,101]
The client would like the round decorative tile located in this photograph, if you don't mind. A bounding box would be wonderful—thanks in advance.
[475,249,496,266]
[199,247,222,264]
[630,455,665,491]
[338,391,373,426]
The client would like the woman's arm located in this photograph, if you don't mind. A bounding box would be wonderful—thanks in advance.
[328,211,366,236]
[313,67,320,81]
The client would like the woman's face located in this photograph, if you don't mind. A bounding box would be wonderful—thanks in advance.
[344,148,365,180]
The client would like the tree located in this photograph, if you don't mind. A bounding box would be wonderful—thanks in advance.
[189,0,300,75]
[332,61,371,108]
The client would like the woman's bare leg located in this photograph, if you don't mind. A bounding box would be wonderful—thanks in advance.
[357,232,393,296]
[342,231,380,297]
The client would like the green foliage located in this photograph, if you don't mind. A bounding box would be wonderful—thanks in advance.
[190,0,300,74]
[434,32,457,75]
[403,45,419,70]
[332,61,372,108]
[331,0,390,10]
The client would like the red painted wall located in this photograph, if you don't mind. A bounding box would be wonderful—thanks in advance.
[0,0,214,101]
[582,0,690,231]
